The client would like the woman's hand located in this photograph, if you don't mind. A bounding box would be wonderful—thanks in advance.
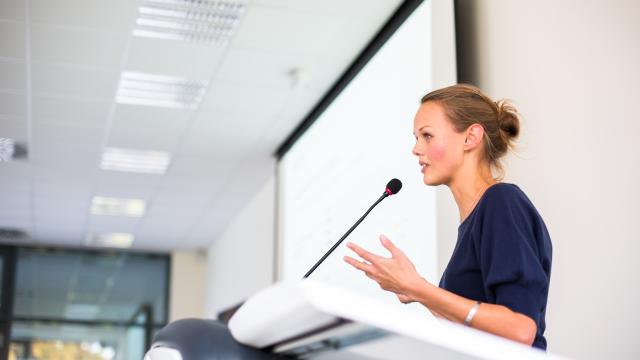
[346,235,537,345]
[344,234,427,302]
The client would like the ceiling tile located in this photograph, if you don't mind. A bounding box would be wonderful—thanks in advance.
[126,37,225,80]
[0,92,26,118]
[167,156,236,177]
[33,181,93,201]
[31,25,127,69]
[148,192,213,214]
[108,104,193,152]
[111,104,193,131]
[0,1,26,22]
[0,118,27,141]
[137,214,196,239]
[199,81,290,114]
[32,63,119,99]
[30,0,135,32]
[192,109,273,139]
[132,235,191,251]
[32,121,104,148]
[0,162,32,183]
[0,188,30,203]
[35,209,87,230]
[32,95,111,127]
[32,227,84,244]
[183,236,213,249]
[253,0,401,20]
[188,209,229,240]
[211,155,275,207]
[181,107,283,158]
[0,21,26,59]
[216,47,322,91]
[33,197,89,215]
[160,173,223,195]
[1,195,30,212]
[31,143,101,171]
[86,215,140,234]
[0,59,26,91]
[94,171,162,200]
[107,127,182,153]
[232,6,349,55]
[32,161,97,187]
[0,209,31,229]
[258,83,334,148]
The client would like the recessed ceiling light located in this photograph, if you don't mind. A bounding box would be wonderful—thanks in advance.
[116,71,208,109]
[91,197,146,217]
[133,0,246,45]
[0,138,15,162]
[88,233,135,248]
[101,147,171,174]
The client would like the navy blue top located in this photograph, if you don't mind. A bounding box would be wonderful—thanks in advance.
[438,183,552,350]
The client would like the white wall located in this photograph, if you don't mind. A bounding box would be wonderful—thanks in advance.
[169,250,207,322]
[204,174,276,317]
[454,1,640,358]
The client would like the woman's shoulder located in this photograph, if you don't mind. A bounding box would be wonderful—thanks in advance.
[483,182,529,204]
[475,182,539,218]
[461,183,523,228]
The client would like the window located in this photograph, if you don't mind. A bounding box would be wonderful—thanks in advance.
[0,246,169,360]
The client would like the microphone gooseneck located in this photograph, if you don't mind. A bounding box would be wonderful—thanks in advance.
[302,178,402,279]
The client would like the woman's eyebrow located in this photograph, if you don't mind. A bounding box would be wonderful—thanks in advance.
[413,125,432,135]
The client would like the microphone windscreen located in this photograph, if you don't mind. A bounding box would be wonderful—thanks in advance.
[386,178,402,195]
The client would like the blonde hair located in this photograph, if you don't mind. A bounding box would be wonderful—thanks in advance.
[420,84,520,180]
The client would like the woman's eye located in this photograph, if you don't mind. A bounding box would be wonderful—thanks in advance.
[422,133,432,140]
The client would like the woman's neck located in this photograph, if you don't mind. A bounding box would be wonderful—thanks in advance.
[448,164,497,223]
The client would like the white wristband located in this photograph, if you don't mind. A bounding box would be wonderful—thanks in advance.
[463,301,481,326]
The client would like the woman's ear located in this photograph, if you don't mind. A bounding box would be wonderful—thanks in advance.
[463,124,484,151]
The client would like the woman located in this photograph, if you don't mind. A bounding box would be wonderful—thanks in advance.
[344,84,552,350]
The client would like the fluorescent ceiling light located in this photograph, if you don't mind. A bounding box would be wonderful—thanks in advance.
[91,197,146,217]
[101,147,171,174]
[116,71,208,109]
[133,0,246,45]
[88,233,135,249]
[0,138,15,162]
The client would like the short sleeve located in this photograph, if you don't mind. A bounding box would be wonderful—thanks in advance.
[475,187,549,324]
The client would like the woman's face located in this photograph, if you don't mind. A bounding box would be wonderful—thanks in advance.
[412,101,466,186]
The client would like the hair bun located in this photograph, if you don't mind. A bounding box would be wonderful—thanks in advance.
[495,99,520,139]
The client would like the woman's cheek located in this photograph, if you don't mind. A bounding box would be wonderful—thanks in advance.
[426,143,447,163]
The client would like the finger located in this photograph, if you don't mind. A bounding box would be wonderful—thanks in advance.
[343,255,374,273]
[380,234,402,257]
[347,242,382,263]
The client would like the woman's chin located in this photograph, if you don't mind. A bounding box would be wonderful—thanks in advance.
[423,173,444,186]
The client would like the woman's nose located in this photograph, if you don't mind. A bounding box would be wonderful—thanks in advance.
[412,142,422,156]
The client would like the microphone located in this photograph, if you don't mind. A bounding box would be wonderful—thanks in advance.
[302,178,402,279]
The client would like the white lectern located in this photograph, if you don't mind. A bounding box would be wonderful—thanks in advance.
[229,281,569,360]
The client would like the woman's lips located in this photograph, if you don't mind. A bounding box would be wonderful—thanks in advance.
[421,164,430,173]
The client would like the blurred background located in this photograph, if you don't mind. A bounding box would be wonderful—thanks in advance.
[0,0,638,359]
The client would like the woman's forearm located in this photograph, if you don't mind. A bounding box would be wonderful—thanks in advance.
[408,278,537,346]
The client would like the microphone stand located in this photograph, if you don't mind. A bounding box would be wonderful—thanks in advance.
[302,191,391,279]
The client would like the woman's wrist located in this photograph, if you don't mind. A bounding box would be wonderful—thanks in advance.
[405,276,433,303]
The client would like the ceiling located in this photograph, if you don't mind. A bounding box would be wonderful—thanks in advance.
[0,0,403,251]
